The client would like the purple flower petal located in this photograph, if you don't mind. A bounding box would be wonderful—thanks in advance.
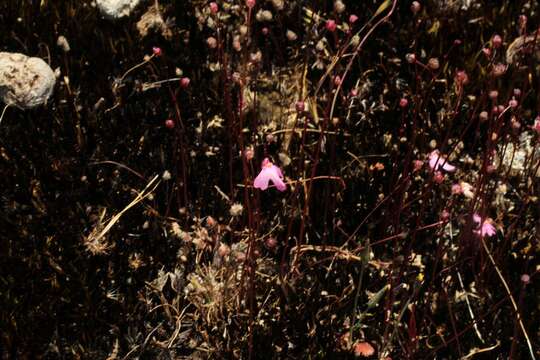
[253,159,287,191]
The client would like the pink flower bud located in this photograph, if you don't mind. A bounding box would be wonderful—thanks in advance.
[209,2,218,14]
[165,119,175,129]
[509,99,518,108]
[265,237,278,249]
[246,0,256,8]
[413,159,423,171]
[513,88,521,97]
[410,1,421,14]
[349,14,359,24]
[451,183,463,194]
[152,46,162,56]
[492,34,502,48]
[455,70,469,86]
[489,90,498,100]
[333,75,342,87]
[399,98,408,108]
[440,210,450,221]
[434,171,445,184]
[521,274,530,284]
[350,88,358,97]
[325,19,337,32]
[262,27,269,35]
[482,47,491,57]
[180,77,190,88]
[519,15,527,30]
[206,36,217,49]
[295,101,305,112]
[534,116,540,134]
[406,53,416,64]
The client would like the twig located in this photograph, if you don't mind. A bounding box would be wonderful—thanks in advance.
[0,103,11,126]
[481,237,536,360]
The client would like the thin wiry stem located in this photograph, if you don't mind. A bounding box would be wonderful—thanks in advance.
[481,237,536,360]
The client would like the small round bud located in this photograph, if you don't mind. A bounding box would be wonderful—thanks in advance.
[295,101,305,112]
[206,36,217,49]
[411,1,421,14]
[434,171,445,184]
[165,119,175,129]
[521,274,530,284]
[533,116,540,134]
[246,0,256,8]
[509,99,518,108]
[455,70,469,86]
[262,27,269,35]
[218,243,230,257]
[440,209,450,221]
[244,148,254,160]
[266,133,275,143]
[497,105,505,113]
[489,90,498,100]
[492,34,502,48]
[479,111,489,122]
[413,159,423,171]
[451,183,462,194]
[428,58,440,70]
[286,30,297,41]
[399,98,409,108]
[152,46,162,56]
[482,48,492,57]
[406,53,416,64]
[334,0,346,13]
[265,237,278,249]
[492,63,507,77]
[325,19,337,32]
[333,75,342,87]
[350,88,359,97]
[513,88,521,97]
[519,15,527,29]
[349,14,359,24]
[206,216,217,228]
[209,2,218,14]
[180,77,190,88]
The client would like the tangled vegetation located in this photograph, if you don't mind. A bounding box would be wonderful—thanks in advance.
[1,0,539,358]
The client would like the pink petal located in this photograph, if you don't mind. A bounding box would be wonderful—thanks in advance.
[268,167,286,191]
[253,166,287,191]
[273,165,284,179]
[482,223,496,237]
[442,162,456,172]
[428,151,439,170]
[254,168,271,190]
[473,213,482,225]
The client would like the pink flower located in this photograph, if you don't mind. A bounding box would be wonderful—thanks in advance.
[254,158,286,191]
[428,150,456,172]
[325,20,337,32]
[473,213,496,238]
